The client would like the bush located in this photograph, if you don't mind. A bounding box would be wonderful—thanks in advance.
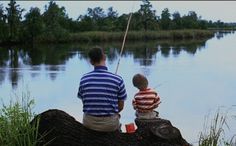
[199,108,236,146]
[0,91,41,146]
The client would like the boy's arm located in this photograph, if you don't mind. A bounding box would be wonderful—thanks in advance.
[132,99,137,110]
[153,93,161,108]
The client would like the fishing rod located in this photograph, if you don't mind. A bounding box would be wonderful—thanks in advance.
[115,12,133,74]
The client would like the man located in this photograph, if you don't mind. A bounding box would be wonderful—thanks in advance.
[77,46,127,132]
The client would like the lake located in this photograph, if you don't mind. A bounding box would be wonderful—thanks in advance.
[0,31,236,145]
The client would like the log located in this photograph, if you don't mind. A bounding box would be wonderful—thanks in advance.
[34,109,191,146]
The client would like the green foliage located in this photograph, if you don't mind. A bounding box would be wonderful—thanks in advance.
[63,30,214,43]
[0,0,235,44]
[79,7,107,31]
[42,1,69,40]
[0,91,41,146]
[104,7,119,31]
[6,0,24,42]
[181,11,199,29]
[0,4,8,42]
[160,8,171,30]
[137,0,158,31]
[199,109,236,146]
[172,11,182,29]
[23,7,44,42]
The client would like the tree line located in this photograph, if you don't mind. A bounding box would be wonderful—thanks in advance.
[0,0,234,44]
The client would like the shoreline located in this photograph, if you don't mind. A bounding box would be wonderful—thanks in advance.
[0,29,215,45]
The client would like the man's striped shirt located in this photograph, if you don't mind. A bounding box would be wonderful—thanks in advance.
[78,66,127,116]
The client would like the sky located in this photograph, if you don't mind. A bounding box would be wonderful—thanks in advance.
[1,1,236,23]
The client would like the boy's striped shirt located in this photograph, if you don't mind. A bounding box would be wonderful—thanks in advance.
[133,88,160,113]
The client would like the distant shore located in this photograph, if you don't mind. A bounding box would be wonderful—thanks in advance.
[37,29,215,43]
[0,29,215,45]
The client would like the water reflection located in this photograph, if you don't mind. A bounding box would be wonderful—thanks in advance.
[0,70,5,86]
[0,38,210,88]
[216,30,235,40]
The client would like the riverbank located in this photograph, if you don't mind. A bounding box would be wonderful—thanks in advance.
[0,29,215,45]
[34,109,190,146]
[38,29,215,43]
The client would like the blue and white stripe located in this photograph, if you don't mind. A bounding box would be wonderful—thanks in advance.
[78,66,127,116]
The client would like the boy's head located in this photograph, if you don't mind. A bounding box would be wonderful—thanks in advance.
[88,46,106,65]
[132,74,148,90]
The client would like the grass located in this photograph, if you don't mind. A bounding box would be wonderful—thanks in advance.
[0,91,43,146]
[199,108,236,146]
[36,30,215,43]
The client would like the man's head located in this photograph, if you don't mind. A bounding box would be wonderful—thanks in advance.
[132,73,148,90]
[88,46,106,66]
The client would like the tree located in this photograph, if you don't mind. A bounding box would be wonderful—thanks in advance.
[115,14,129,31]
[104,7,119,31]
[107,7,118,19]
[129,12,143,31]
[24,7,44,43]
[77,15,94,31]
[181,11,199,29]
[216,20,224,28]
[0,4,8,42]
[43,1,69,40]
[87,7,105,20]
[160,8,171,30]
[198,20,208,29]
[138,0,158,31]
[172,11,182,29]
[6,0,24,42]
[188,11,199,28]
[87,7,106,30]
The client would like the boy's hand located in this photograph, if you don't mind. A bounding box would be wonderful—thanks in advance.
[153,94,161,108]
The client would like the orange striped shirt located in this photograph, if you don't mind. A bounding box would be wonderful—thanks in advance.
[132,88,160,113]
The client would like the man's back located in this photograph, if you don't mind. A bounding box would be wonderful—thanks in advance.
[78,66,127,116]
[77,47,127,132]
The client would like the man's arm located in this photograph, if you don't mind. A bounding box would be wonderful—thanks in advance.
[77,82,83,99]
[118,100,124,112]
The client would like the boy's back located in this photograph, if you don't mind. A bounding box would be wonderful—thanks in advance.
[132,74,161,119]
[134,88,160,113]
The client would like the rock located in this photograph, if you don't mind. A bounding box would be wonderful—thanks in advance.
[33,109,191,146]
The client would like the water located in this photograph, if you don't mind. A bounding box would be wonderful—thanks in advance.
[0,32,236,144]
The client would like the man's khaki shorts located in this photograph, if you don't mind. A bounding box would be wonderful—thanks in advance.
[83,114,120,132]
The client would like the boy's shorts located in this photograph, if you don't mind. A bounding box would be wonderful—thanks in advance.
[136,111,159,119]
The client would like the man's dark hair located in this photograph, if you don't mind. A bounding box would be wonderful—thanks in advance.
[132,74,148,90]
[88,47,104,63]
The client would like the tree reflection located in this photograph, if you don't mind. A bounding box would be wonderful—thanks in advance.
[0,37,210,88]
[160,44,171,58]
[0,47,9,67]
[0,44,77,88]
[0,69,5,86]
[105,47,118,65]
[216,31,233,40]
[172,46,181,57]
[9,48,21,89]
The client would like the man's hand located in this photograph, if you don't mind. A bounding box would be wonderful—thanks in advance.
[118,100,124,112]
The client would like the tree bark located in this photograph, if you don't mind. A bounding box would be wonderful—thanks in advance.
[34,109,191,146]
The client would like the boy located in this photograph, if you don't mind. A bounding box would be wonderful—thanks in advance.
[132,73,161,119]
